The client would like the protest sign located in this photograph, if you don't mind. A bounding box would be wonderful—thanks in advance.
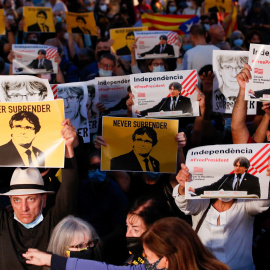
[245,44,270,101]
[0,99,65,168]
[131,70,199,118]
[101,116,178,173]
[184,143,269,199]
[134,31,180,59]
[12,44,58,75]
[110,26,147,56]
[65,11,96,35]
[85,79,99,134]
[205,0,231,12]
[96,75,130,117]
[24,7,55,33]
[212,50,256,114]
[53,82,90,143]
[0,75,54,102]
[0,10,5,35]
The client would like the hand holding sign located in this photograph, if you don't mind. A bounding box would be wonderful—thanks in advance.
[237,63,252,91]
[176,163,192,195]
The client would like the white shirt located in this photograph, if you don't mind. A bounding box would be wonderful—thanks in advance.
[173,184,270,270]
[232,172,245,190]
[170,96,179,110]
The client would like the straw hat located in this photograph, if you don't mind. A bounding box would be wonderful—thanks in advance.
[1,168,55,196]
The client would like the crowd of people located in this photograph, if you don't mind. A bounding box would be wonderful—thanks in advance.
[0,0,270,270]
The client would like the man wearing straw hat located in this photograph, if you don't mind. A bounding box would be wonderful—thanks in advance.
[0,118,79,270]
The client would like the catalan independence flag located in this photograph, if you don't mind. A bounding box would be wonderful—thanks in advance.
[141,13,197,36]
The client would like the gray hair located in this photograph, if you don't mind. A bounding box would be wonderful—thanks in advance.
[47,215,99,256]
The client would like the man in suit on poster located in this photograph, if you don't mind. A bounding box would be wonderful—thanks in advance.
[27,49,53,72]
[0,111,45,167]
[111,126,160,172]
[27,10,50,32]
[189,156,261,198]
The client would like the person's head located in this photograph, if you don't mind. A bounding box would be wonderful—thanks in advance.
[141,217,229,270]
[86,85,96,114]
[132,126,158,157]
[159,35,167,45]
[25,33,39,44]
[58,87,84,120]
[95,37,111,60]
[4,167,55,224]
[186,0,197,8]
[126,31,135,50]
[233,157,250,174]
[245,30,263,49]
[36,10,47,25]
[47,215,99,258]
[182,34,192,51]
[9,111,41,147]
[98,53,117,77]
[37,49,46,60]
[229,30,245,49]
[76,16,87,28]
[169,82,182,98]
[190,24,206,44]
[200,15,210,31]
[217,55,248,94]
[2,80,48,102]
[166,0,177,14]
[209,24,225,44]
[146,58,167,72]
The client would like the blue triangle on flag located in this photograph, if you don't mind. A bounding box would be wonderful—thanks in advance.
[179,16,200,34]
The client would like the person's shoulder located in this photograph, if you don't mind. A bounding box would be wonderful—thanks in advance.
[245,172,259,180]
[32,146,44,155]
[179,95,191,101]
[0,140,12,150]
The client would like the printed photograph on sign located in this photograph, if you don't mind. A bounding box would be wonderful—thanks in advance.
[205,0,231,12]
[134,31,180,59]
[24,7,55,33]
[12,44,58,74]
[110,26,148,56]
[184,143,269,199]
[96,75,130,117]
[212,50,256,114]
[85,79,99,134]
[55,82,90,143]
[0,9,5,35]
[0,100,65,168]
[0,75,54,102]
[65,12,97,35]
[101,117,178,173]
[245,44,270,102]
[131,70,199,118]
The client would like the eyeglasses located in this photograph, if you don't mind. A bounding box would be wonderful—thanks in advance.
[134,138,153,144]
[152,63,164,67]
[221,65,242,72]
[99,62,115,70]
[7,93,39,102]
[69,240,98,249]
[12,125,35,131]
[37,16,46,19]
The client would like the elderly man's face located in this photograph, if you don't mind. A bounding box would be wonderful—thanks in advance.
[59,91,81,121]
[133,133,153,157]
[219,61,242,92]
[10,194,46,224]
[11,118,36,147]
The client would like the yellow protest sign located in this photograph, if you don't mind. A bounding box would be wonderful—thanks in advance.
[24,7,55,33]
[110,26,148,56]
[205,0,231,12]
[0,99,65,168]
[101,116,178,173]
[0,10,5,35]
[65,11,97,35]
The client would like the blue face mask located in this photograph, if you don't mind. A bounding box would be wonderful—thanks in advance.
[99,68,113,77]
[233,38,243,47]
[88,169,107,183]
[145,172,161,179]
[152,65,165,73]
[169,6,177,13]
[203,24,210,31]
[14,213,44,229]
[182,44,193,51]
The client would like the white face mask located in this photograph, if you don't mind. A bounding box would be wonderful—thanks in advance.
[219,198,233,202]
[63,32,69,40]
[99,68,113,77]
[153,65,165,73]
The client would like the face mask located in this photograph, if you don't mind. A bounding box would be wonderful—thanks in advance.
[203,24,210,31]
[169,6,177,13]
[66,246,95,260]
[152,65,165,73]
[88,169,107,182]
[144,257,167,270]
[100,4,107,12]
[99,68,113,77]
[186,2,192,7]
[63,32,69,40]
[182,44,193,51]
[87,6,94,11]
[97,50,111,60]
[219,198,233,202]
[233,38,243,47]
[144,172,161,179]
[14,213,44,229]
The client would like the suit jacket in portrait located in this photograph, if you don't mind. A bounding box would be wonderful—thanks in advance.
[140,95,193,116]
[71,27,91,35]
[27,23,49,32]
[194,173,261,198]
[27,58,53,72]
[116,45,131,56]
[0,140,45,167]
[140,43,175,57]
[110,150,160,172]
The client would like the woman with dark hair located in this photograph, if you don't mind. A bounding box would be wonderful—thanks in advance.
[23,217,229,270]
